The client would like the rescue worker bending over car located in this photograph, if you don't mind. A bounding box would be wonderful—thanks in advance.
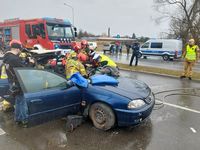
[92,53,120,77]
[74,41,89,63]
[65,51,87,79]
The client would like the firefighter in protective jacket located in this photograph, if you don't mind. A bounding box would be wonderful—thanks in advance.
[65,52,87,79]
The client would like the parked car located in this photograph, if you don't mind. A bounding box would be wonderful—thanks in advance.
[139,39,183,61]
[103,44,115,54]
[0,68,155,130]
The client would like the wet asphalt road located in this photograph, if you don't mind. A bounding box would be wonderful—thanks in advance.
[104,52,200,72]
[0,71,200,150]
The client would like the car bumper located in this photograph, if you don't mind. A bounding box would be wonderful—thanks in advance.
[115,100,155,126]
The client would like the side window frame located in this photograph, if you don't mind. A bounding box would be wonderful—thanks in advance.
[32,24,40,38]
[141,42,149,48]
[39,23,46,39]
[150,42,163,49]
[14,69,68,93]
[25,24,33,39]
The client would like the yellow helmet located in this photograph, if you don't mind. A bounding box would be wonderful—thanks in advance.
[19,52,27,58]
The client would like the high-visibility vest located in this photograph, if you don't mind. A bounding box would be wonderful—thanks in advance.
[185,45,198,61]
[0,64,8,79]
[100,54,117,67]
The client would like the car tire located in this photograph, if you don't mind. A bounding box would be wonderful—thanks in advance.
[143,56,147,59]
[162,54,169,61]
[89,102,115,131]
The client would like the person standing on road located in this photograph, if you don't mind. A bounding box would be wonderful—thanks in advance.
[129,43,140,66]
[2,39,35,126]
[125,43,131,55]
[180,39,199,80]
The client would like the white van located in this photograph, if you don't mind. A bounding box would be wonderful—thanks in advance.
[139,39,183,61]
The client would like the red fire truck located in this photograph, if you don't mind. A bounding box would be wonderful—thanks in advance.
[0,17,77,51]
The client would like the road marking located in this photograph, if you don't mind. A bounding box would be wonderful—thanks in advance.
[0,128,6,136]
[156,100,200,114]
[190,127,197,133]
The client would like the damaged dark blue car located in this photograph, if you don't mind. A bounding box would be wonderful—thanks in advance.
[0,68,155,130]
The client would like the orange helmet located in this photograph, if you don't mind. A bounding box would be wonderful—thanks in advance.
[9,39,22,49]
[73,43,81,52]
[78,53,88,62]
[81,40,88,47]
[49,59,57,67]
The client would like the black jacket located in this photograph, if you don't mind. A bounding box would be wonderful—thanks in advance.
[3,52,34,83]
[132,44,140,54]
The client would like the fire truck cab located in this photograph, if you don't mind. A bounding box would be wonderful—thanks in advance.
[0,17,77,51]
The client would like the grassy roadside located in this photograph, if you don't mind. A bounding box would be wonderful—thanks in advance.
[117,63,200,80]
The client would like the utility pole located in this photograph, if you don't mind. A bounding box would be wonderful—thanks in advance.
[64,3,74,26]
[108,27,110,37]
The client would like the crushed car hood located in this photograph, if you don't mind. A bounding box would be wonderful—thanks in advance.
[99,78,150,100]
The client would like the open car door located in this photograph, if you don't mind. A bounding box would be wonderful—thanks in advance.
[14,68,82,125]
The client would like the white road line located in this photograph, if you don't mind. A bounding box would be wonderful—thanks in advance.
[0,128,6,136]
[156,100,200,114]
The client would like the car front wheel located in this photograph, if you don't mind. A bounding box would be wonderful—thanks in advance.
[89,102,115,131]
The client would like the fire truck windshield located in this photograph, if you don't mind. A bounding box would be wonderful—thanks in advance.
[46,23,73,40]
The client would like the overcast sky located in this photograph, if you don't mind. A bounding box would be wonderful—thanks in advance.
[0,0,169,38]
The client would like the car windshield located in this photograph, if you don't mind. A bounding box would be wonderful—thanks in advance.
[47,23,73,40]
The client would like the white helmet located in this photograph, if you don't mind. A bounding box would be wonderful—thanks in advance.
[93,53,100,60]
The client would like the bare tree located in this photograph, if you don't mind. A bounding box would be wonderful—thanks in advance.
[154,0,200,45]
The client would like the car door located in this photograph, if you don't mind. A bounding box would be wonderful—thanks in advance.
[14,68,82,124]
[140,42,150,55]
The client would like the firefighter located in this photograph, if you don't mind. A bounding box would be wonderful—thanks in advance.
[93,53,117,68]
[3,40,35,83]
[2,39,35,125]
[77,40,90,63]
[180,39,199,80]
[81,40,90,54]
[92,53,119,77]
[65,51,87,79]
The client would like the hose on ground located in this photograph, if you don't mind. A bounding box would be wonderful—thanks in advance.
[153,88,200,110]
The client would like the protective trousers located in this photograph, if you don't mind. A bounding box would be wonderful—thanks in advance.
[182,61,195,77]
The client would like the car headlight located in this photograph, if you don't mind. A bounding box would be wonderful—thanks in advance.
[128,99,145,109]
